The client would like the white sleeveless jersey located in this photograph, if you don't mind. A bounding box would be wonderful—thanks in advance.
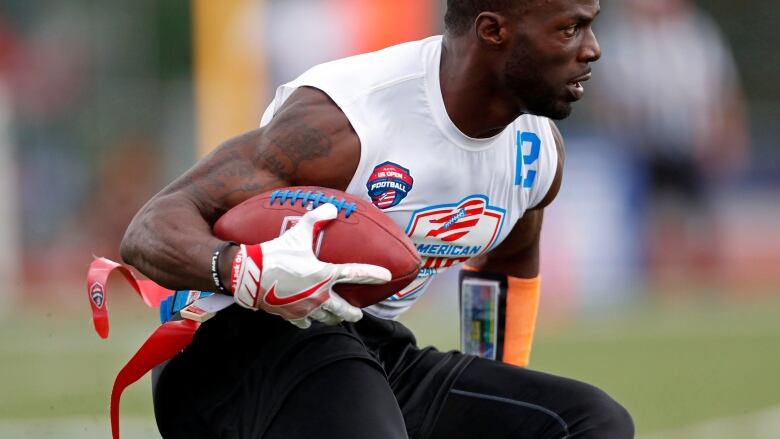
[260,36,558,319]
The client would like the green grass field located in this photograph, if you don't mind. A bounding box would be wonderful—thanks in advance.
[2,289,779,438]
[403,293,780,438]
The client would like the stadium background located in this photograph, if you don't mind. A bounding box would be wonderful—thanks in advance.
[0,0,778,437]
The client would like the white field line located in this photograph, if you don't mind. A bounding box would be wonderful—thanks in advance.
[639,405,780,439]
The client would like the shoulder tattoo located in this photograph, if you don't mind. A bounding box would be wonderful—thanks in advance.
[256,119,333,182]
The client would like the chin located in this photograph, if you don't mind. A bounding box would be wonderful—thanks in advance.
[509,81,573,120]
[529,100,572,120]
[547,105,573,120]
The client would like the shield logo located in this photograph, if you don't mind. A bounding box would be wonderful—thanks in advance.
[90,282,105,309]
[366,161,413,209]
[392,195,506,301]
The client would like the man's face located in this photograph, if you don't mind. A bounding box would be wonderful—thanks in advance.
[502,0,601,119]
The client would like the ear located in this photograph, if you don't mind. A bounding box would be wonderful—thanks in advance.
[475,12,510,46]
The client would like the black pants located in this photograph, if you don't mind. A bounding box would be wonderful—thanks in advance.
[154,307,634,438]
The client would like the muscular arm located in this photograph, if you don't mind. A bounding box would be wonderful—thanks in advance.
[460,121,564,366]
[467,120,564,276]
[120,87,360,291]
[467,209,544,277]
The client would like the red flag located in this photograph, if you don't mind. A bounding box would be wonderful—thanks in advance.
[86,257,173,338]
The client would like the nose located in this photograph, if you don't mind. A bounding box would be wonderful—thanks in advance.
[579,28,601,63]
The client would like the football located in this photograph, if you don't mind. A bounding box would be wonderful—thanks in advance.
[213,186,421,308]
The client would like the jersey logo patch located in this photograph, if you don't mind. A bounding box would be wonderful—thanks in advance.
[391,195,506,301]
[424,197,487,242]
[366,161,413,209]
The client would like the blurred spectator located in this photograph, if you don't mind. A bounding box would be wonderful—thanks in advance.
[590,0,750,291]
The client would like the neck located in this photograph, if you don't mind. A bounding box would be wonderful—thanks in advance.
[439,36,522,139]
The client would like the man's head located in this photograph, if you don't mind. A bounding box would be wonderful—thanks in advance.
[445,0,601,120]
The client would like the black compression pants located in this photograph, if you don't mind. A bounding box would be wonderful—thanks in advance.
[154,307,634,438]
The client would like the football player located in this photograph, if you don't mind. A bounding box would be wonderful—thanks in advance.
[121,0,634,437]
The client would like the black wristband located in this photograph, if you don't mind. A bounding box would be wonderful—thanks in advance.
[211,241,237,295]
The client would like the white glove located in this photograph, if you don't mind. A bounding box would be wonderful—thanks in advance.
[230,203,391,328]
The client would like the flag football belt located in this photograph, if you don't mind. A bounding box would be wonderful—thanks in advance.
[159,290,215,323]
[86,258,232,439]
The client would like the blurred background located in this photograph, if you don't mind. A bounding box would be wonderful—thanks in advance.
[0,0,778,437]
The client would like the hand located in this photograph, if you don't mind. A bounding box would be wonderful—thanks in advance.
[230,203,391,328]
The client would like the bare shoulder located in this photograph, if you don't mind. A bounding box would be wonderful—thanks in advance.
[258,86,361,189]
[548,119,566,165]
[162,86,361,223]
[533,119,565,210]
[465,120,563,276]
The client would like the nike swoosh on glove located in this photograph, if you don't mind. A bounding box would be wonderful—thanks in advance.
[230,203,391,329]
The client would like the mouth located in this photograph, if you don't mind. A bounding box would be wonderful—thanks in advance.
[566,71,592,100]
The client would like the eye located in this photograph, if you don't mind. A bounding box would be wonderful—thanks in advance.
[563,25,579,38]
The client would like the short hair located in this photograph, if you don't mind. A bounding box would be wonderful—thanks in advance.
[444,0,529,36]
